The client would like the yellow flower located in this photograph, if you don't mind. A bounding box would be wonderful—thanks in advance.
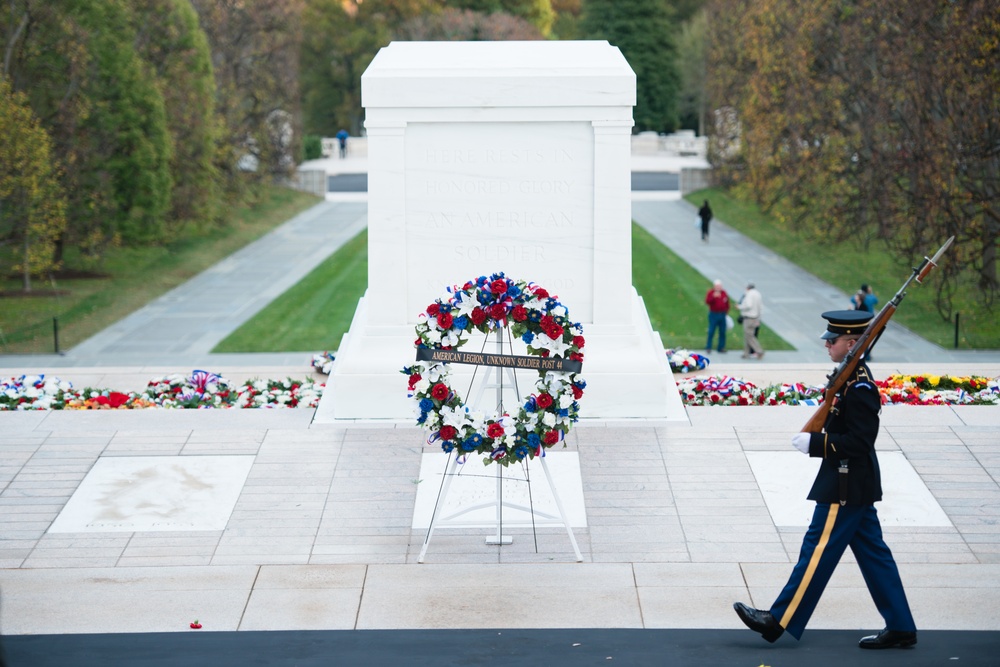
[927,375,940,386]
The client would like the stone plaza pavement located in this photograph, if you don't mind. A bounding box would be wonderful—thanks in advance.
[1,360,999,639]
[1,152,998,646]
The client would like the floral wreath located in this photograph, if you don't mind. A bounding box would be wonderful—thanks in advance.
[402,272,586,466]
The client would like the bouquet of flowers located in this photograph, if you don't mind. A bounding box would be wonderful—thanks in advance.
[665,348,710,373]
[312,351,336,375]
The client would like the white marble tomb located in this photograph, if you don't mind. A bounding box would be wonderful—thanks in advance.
[319,41,686,422]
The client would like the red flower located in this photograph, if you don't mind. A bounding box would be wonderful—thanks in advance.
[427,303,440,316]
[471,307,486,326]
[439,425,457,441]
[437,311,453,329]
[488,303,507,321]
[540,315,557,333]
[572,335,585,348]
[490,278,508,295]
[487,422,505,438]
[572,386,584,400]
[738,396,748,406]
[107,392,130,408]
[408,373,422,389]
[536,393,554,409]
[543,430,559,445]
[570,352,584,362]
[431,383,449,401]
[534,287,549,299]
[511,305,528,322]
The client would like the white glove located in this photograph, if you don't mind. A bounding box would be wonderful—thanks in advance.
[792,433,811,454]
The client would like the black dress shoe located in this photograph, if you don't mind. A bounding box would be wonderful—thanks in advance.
[859,629,917,649]
[733,602,783,643]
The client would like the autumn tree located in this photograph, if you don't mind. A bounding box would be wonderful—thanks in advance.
[190,0,304,200]
[447,0,555,36]
[398,7,544,41]
[703,0,1000,315]
[0,79,67,291]
[581,0,681,133]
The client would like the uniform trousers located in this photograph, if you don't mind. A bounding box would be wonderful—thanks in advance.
[769,503,916,640]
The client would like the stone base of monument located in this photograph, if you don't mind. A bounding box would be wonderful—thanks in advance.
[313,289,687,423]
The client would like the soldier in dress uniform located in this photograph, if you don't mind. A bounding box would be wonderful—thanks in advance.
[733,310,918,649]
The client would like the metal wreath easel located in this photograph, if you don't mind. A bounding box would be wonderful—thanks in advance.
[417,328,583,563]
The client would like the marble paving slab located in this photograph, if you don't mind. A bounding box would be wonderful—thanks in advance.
[747,451,952,527]
[49,455,254,533]
[412,452,587,530]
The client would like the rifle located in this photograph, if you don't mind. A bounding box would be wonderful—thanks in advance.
[802,236,954,433]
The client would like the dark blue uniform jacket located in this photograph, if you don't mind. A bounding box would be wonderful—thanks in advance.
[806,363,883,505]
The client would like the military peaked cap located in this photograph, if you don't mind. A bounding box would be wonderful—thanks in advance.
[820,310,873,340]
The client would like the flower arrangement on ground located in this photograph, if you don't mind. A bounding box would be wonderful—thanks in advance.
[665,348,710,373]
[402,273,586,466]
[877,374,1000,406]
[0,371,324,410]
[679,373,1000,407]
[312,351,336,375]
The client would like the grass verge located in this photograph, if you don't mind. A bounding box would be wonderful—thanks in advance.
[0,186,322,355]
[685,187,998,349]
[210,223,792,354]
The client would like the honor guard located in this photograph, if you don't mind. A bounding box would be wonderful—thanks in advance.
[733,310,918,649]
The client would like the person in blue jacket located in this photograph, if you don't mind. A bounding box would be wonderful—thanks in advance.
[733,310,917,650]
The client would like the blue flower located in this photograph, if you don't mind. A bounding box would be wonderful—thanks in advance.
[527,433,541,448]
[461,433,483,451]
[454,315,469,329]
[513,445,530,460]
[523,396,537,413]
[522,331,534,344]
[419,398,434,412]
[558,408,569,418]
[528,311,542,323]
[441,441,454,453]
[507,284,522,298]
[417,412,428,425]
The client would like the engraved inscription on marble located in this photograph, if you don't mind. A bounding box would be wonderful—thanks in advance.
[405,122,595,320]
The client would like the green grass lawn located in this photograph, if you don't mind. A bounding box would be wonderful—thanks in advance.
[685,188,998,349]
[210,223,792,354]
[0,186,322,355]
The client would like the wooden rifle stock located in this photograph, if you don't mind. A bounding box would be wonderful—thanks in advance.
[801,236,954,434]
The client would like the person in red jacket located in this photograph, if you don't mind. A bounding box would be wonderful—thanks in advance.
[704,280,730,354]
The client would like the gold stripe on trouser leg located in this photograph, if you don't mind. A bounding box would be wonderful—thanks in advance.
[779,504,839,628]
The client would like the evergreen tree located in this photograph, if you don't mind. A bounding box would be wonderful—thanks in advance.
[581,0,680,133]
[2,0,173,251]
[129,0,222,235]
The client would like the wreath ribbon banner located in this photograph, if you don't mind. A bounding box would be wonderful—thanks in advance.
[415,347,583,373]
[402,272,586,467]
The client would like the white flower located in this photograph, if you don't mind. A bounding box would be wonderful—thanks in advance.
[542,412,557,427]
